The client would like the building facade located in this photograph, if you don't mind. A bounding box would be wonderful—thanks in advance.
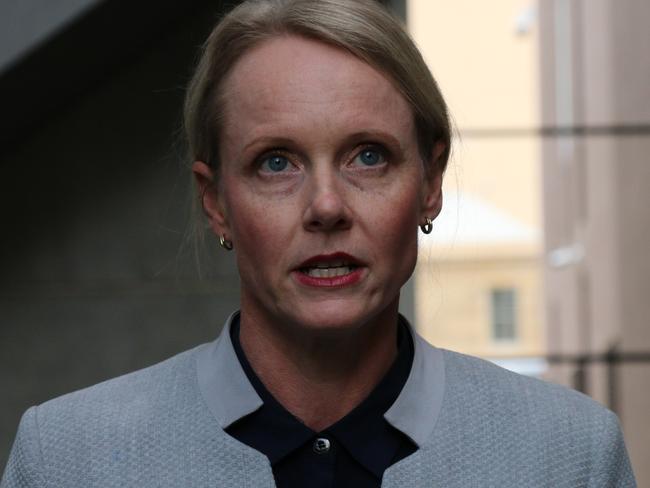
[539,0,650,484]
[409,0,545,368]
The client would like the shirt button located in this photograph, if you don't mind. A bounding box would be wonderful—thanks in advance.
[312,437,331,454]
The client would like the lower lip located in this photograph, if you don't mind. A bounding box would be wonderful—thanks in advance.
[293,267,365,288]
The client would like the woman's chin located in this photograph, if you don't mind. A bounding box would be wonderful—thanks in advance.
[279,298,392,336]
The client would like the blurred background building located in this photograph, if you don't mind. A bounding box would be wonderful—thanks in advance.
[1,0,648,484]
[538,0,650,481]
[409,0,545,373]
[409,0,650,483]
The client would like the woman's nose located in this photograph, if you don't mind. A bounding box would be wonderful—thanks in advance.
[302,169,352,233]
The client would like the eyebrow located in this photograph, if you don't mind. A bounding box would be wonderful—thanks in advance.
[242,130,404,155]
[242,136,296,153]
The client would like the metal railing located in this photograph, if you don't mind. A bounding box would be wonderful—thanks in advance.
[545,347,650,414]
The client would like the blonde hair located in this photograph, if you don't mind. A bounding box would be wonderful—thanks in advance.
[184,0,451,176]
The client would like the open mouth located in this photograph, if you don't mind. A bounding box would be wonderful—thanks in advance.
[299,261,360,278]
[295,253,365,285]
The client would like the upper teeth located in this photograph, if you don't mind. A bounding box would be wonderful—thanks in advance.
[305,266,354,278]
[313,260,347,268]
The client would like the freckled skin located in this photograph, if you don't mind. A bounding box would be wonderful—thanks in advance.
[194,35,442,427]
[214,36,439,333]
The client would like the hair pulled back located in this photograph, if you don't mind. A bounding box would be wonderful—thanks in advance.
[184,0,451,176]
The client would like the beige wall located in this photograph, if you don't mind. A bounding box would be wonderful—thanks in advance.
[410,0,542,225]
[409,0,544,360]
[408,0,539,129]
[445,137,541,228]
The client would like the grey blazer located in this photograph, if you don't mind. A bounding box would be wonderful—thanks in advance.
[2,313,636,487]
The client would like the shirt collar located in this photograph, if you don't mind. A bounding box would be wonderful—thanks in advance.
[196,311,263,428]
[326,319,415,476]
[226,317,315,464]
[227,314,415,475]
[195,310,445,448]
[384,319,446,447]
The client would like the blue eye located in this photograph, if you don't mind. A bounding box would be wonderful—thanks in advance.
[355,148,384,166]
[261,154,290,172]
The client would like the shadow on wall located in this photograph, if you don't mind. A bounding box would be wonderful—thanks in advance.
[0,0,241,466]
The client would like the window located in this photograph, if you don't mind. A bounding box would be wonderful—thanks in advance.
[491,288,517,341]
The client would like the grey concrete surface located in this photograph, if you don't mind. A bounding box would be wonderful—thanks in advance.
[0,4,239,467]
[0,0,101,73]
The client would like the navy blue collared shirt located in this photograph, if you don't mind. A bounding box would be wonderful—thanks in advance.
[226,318,417,488]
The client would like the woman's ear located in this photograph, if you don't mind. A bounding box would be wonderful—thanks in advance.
[192,161,229,237]
[421,142,445,221]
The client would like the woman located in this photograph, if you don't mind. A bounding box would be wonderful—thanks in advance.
[2,0,636,487]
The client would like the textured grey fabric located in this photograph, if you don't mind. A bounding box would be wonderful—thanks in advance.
[382,350,636,487]
[2,348,275,488]
[384,322,445,447]
[2,328,636,487]
[194,311,446,445]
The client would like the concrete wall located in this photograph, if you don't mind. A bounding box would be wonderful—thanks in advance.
[0,0,101,73]
[540,0,650,483]
[0,4,240,467]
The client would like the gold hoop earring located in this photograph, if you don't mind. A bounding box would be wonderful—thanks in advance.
[420,217,433,234]
[219,235,233,251]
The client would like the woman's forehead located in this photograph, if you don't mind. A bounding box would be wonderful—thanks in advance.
[220,35,415,145]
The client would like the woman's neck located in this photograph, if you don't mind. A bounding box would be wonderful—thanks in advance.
[238,302,399,431]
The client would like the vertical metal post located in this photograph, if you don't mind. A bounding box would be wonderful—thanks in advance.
[606,345,619,414]
[572,355,587,394]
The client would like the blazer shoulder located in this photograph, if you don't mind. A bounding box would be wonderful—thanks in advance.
[1,407,46,488]
[38,345,202,416]
[23,344,210,456]
[1,345,218,487]
[439,348,616,428]
[434,349,636,486]
[2,341,273,487]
